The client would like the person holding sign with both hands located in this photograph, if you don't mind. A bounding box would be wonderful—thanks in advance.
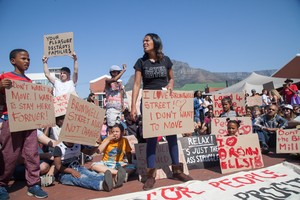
[43,52,78,96]
[130,33,192,191]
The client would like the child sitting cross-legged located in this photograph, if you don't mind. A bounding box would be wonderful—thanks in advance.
[91,123,136,189]
[53,141,114,192]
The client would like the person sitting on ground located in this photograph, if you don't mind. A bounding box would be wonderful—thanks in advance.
[226,119,242,137]
[199,109,214,135]
[13,129,61,187]
[293,105,300,121]
[43,52,78,96]
[53,140,114,192]
[269,89,283,106]
[281,104,300,128]
[91,123,136,188]
[253,104,288,154]
[219,96,238,117]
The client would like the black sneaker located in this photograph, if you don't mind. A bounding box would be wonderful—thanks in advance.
[27,185,48,198]
[102,170,113,192]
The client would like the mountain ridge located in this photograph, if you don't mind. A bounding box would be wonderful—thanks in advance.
[124,60,276,91]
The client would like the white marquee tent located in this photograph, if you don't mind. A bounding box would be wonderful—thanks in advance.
[209,72,300,95]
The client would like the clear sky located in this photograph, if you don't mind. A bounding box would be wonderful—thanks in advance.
[1,0,300,98]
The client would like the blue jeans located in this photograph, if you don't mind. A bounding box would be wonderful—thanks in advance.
[256,130,270,146]
[147,135,179,168]
[59,166,105,191]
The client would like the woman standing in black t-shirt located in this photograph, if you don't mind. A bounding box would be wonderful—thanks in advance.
[130,33,192,190]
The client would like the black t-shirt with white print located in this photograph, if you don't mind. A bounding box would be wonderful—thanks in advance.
[133,56,173,90]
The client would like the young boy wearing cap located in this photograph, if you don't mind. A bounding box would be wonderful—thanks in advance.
[105,64,126,128]
[42,52,78,96]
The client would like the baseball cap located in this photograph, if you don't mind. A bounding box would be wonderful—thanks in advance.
[282,104,293,110]
[109,65,122,72]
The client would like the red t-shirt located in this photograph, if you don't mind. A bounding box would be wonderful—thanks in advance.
[0,72,31,114]
[283,84,298,104]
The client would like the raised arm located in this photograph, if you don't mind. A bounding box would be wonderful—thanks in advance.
[130,70,142,121]
[105,64,127,85]
[43,56,55,84]
[72,52,78,84]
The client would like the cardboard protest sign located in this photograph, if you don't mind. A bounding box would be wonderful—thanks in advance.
[179,135,219,169]
[142,90,194,138]
[59,94,105,146]
[213,93,246,117]
[53,93,71,117]
[277,129,300,153]
[123,135,138,154]
[263,81,275,91]
[211,117,252,138]
[135,142,188,181]
[44,32,74,57]
[216,134,264,174]
[246,96,262,107]
[6,80,55,132]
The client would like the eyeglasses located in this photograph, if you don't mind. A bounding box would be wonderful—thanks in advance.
[283,108,291,111]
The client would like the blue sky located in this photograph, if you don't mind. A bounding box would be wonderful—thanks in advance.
[1,0,300,98]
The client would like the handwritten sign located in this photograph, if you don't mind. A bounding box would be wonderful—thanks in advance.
[44,32,74,57]
[123,135,138,154]
[59,94,105,146]
[53,93,71,117]
[179,135,219,169]
[211,117,252,138]
[6,80,55,132]
[213,93,246,117]
[135,142,188,181]
[277,129,300,153]
[246,96,262,107]
[142,90,194,138]
[216,134,264,174]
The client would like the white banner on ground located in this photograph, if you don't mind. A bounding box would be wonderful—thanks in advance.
[92,162,300,200]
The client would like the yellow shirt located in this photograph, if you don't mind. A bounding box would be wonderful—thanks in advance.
[102,138,132,162]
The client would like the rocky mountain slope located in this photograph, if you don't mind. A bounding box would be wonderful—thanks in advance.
[124,60,276,91]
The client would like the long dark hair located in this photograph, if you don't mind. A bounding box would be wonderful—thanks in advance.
[143,33,164,61]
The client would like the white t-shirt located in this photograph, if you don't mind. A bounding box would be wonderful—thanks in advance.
[54,80,76,96]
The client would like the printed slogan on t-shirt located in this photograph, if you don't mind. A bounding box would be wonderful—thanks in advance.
[142,90,194,138]
[6,80,55,132]
[44,32,74,57]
